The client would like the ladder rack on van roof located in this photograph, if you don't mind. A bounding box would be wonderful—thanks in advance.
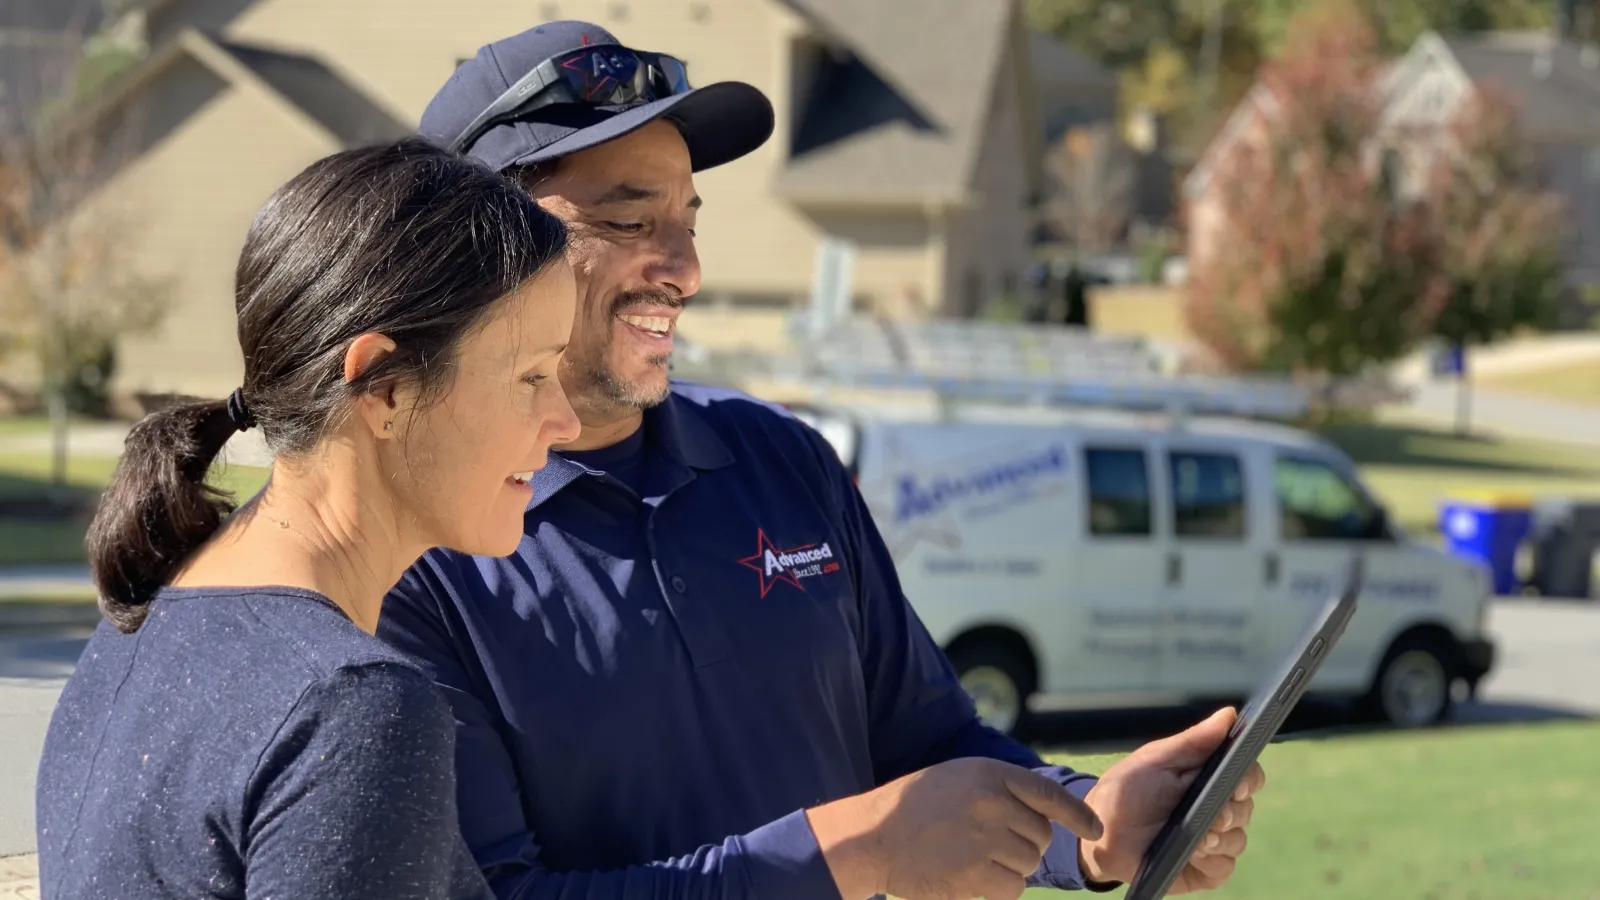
[786,317,1311,422]
[797,317,1161,382]
[805,369,1311,421]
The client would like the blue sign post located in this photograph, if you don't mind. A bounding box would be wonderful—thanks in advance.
[1431,343,1466,377]
[1431,343,1471,436]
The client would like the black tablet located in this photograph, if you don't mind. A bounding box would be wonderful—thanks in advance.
[1123,556,1364,900]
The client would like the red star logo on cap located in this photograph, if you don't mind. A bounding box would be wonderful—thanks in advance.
[737,529,812,598]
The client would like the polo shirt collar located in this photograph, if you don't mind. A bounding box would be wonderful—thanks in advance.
[525,389,734,510]
[649,387,736,472]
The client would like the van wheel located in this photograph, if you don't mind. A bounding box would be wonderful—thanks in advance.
[1366,635,1455,727]
[948,640,1035,738]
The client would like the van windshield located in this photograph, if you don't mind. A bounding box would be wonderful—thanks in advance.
[1274,453,1387,541]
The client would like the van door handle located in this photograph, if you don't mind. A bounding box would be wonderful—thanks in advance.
[1264,551,1280,587]
[1166,552,1182,586]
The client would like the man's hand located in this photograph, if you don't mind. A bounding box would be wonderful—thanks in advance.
[807,757,1104,900]
[1078,707,1265,893]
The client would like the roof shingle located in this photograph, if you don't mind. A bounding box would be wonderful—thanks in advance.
[772,0,1016,204]
[1441,33,1600,137]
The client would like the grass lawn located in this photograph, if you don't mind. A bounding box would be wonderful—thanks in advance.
[2,414,1598,566]
[0,518,103,566]
[1478,358,1600,408]
[1026,720,1600,900]
[1314,420,1600,538]
[0,592,98,604]
[0,420,270,567]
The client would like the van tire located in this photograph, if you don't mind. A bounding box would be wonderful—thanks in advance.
[1365,634,1455,727]
[947,639,1036,739]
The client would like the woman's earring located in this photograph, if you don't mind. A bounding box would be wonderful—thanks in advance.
[383,421,393,432]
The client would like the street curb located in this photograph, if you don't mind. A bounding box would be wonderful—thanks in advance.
[0,602,101,633]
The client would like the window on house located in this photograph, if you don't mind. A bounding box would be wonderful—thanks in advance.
[963,268,984,318]
[1380,147,1403,195]
[788,37,830,153]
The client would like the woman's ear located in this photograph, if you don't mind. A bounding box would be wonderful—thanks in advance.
[343,333,401,439]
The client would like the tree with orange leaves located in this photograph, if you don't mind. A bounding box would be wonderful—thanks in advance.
[1183,0,1564,378]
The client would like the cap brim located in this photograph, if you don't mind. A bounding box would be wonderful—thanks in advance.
[502,81,774,173]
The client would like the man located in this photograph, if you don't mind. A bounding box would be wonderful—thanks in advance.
[379,20,1263,900]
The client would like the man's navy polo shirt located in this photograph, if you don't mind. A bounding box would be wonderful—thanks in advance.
[378,382,1100,899]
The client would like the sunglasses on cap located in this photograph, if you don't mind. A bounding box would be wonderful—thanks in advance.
[448,44,692,154]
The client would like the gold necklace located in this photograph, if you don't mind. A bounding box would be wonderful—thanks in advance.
[255,511,369,631]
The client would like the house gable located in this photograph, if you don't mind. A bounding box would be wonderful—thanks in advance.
[1380,32,1475,130]
[771,0,1013,207]
[1183,83,1279,199]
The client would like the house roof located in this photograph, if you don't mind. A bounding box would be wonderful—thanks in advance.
[43,27,408,153]
[771,0,1020,206]
[1179,27,1600,198]
[1026,29,1116,90]
[219,41,412,147]
[1437,32,1600,137]
[1182,83,1281,196]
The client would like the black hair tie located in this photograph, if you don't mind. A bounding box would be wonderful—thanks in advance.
[225,388,257,433]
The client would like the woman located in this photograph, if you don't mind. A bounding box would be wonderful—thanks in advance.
[34,138,578,900]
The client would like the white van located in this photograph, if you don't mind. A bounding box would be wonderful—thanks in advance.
[789,400,1497,735]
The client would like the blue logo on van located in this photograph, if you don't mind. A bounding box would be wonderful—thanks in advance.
[894,444,1069,523]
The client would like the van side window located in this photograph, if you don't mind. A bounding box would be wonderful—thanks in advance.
[1168,451,1246,538]
[1275,454,1384,540]
[1084,447,1152,536]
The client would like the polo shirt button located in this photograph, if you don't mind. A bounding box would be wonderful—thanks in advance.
[670,575,688,593]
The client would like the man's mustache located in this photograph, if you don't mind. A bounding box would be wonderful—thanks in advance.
[609,290,685,317]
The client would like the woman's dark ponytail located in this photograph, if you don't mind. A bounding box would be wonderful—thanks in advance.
[85,398,243,632]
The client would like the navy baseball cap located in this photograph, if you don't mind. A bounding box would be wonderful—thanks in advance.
[420,20,775,173]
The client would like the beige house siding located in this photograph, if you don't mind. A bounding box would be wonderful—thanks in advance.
[805,207,946,316]
[26,0,1048,398]
[141,0,1043,311]
[216,0,832,304]
[105,55,341,398]
[211,0,1042,313]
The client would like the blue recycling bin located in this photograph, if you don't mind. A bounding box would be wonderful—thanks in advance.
[1439,492,1533,596]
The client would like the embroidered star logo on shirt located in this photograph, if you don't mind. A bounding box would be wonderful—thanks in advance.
[737,528,839,598]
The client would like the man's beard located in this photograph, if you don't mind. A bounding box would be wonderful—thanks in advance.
[577,289,682,410]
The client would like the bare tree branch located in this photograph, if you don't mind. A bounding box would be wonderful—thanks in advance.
[0,6,170,480]
[1043,123,1136,254]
